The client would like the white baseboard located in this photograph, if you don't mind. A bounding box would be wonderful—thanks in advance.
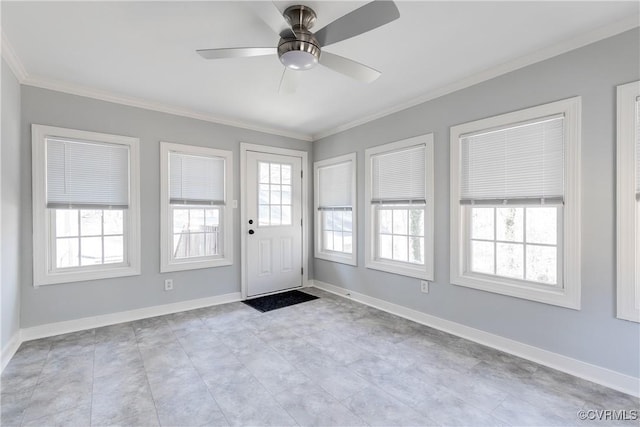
[311,280,640,398]
[19,292,242,343]
[1,330,22,372]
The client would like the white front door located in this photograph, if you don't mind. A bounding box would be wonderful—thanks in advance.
[245,150,303,297]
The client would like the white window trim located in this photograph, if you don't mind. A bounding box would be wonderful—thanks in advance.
[160,142,233,273]
[314,153,357,266]
[32,124,141,286]
[616,81,640,323]
[450,97,581,309]
[365,134,435,280]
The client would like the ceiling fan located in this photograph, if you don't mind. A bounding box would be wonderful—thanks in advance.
[196,1,400,93]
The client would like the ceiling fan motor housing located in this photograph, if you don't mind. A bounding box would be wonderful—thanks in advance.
[278,5,321,70]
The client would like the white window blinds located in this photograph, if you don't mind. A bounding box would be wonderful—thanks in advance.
[635,98,640,198]
[169,152,225,205]
[372,144,426,204]
[46,138,130,208]
[460,115,564,204]
[318,160,352,210]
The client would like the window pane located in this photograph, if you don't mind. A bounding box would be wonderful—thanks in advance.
[173,209,189,233]
[379,209,392,234]
[343,211,353,232]
[496,242,524,279]
[471,241,494,274]
[173,233,187,258]
[393,210,408,235]
[471,208,494,240]
[409,209,424,237]
[343,232,353,253]
[56,238,79,268]
[281,185,291,205]
[270,206,281,226]
[188,233,205,257]
[526,245,557,285]
[333,232,343,252]
[259,184,270,204]
[259,162,270,183]
[324,230,334,251]
[393,235,408,262]
[333,211,343,232]
[526,207,557,245]
[281,205,292,225]
[80,236,102,266]
[205,209,219,227]
[259,205,270,226]
[270,163,281,184]
[80,210,102,236]
[56,209,78,237]
[496,208,523,242]
[281,164,292,185]
[104,236,124,264]
[379,234,392,259]
[270,185,281,204]
[323,211,334,231]
[103,210,123,235]
[189,210,205,232]
[205,233,218,256]
[409,237,424,264]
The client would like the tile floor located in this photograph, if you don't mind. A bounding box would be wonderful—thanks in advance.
[1,288,638,426]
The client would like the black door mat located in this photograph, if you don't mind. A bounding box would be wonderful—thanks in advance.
[243,290,319,313]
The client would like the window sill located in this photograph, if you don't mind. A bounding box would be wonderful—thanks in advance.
[366,259,432,280]
[35,264,141,287]
[451,272,580,309]
[160,258,232,273]
[315,251,356,266]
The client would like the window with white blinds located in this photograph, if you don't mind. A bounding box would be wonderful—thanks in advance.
[32,125,141,286]
[372,145,426,204]
[450,97,581,309]
[636,98,640,200]
[460,115,564,205]
[169,152,226,205]
[314,153,357,265]
[616,82,640,322]
[318,160,352,209]
[161,142,233,273]
[46,138,130,208]
[365,135,434,280]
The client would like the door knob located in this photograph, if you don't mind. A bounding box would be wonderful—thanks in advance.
[248,219,254,224]
[248,229,255,235]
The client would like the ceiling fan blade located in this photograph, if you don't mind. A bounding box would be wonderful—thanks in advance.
[278,68,300,94]
[249,1,295,39]
[314,1,400,47]
[319,52,381,83]
[196,47,276,60]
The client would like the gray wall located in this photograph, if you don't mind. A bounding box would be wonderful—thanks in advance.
[313,29,640,378]
[20,86,312,328]
[2,59,22,351]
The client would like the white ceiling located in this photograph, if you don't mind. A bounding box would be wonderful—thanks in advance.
[2,1,638,141]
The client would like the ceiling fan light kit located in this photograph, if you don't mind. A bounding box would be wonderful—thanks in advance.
[277,5,320,70]
[196,1,400,90]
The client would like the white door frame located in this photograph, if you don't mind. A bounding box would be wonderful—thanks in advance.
[240,143,309,299]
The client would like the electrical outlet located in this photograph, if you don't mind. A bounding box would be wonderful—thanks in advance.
[164,279,174,291]
[420,280,429,293]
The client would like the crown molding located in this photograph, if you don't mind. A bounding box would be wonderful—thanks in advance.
[1,30,29,82]
[21,76,313,141]
[312,14,640,141]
